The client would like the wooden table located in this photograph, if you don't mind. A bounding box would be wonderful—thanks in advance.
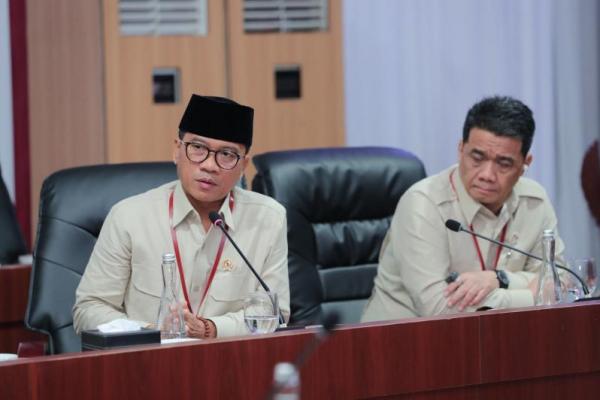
[1,301,599,399]
[0,264,47,353]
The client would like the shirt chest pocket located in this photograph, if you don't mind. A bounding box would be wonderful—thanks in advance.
[209,269,251,303]
[123,262,165,322]
[501,250,530,272]
[129,262,163,299]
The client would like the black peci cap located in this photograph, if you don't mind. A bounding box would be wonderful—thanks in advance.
[179,94,254,149]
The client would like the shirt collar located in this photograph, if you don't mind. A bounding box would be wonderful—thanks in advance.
[172,181,195,227]
[503,187,519,218]
[172,181,236,231]
[218,188,236,232]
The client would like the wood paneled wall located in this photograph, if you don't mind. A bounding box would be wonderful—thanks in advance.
[25,0,345,241]
[103,0,228,163]
[227,0,345,156]
[26,0,106,237]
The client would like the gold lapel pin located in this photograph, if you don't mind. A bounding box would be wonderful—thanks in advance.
[222,258,234,271]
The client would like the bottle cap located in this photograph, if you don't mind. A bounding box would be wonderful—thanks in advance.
[274,362,299,386]
[542,229,555,238]
[162,253,176,263]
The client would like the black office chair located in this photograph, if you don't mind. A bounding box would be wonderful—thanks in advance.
[252,147,426,325]
[25,162,177,354]
[0,168,28,264]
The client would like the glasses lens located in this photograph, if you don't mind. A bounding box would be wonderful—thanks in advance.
[186,142,209,163]
[215,151,239,170]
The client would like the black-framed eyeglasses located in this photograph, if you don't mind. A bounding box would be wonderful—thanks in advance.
[179,140,242,170]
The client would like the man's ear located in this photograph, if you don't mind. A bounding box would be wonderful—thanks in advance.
[240,154,250,176]
[522,153,533,174]
[173,138,181,165]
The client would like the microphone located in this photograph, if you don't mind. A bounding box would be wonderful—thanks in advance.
[265,311,340,399]
[444,219,590,295]
[208,211,286,325]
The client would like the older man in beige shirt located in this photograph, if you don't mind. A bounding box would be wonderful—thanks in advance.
[74,95,290,337]
[362,96,564,322]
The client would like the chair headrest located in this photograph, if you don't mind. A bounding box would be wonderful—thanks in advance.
[252,146,426,222]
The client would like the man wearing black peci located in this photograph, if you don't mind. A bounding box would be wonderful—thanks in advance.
[74,95,290,338]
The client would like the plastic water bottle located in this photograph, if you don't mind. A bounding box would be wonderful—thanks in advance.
[535,229,563,305]
[272,362,300,400]
[157,253,185,339]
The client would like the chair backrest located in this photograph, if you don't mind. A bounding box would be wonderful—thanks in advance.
[252,147,426,325]
[26,162,177,353]
[0,168,27,264]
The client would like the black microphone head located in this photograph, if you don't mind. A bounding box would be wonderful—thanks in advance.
[321,311,340,334]
[208,211,222,224]
[445,219,463,232]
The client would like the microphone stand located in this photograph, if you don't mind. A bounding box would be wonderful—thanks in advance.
[264,312,339,400]
[453,223,590,296]
[209,212,286,325]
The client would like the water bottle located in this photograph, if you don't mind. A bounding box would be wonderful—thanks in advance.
[157,253,185,339]
[272,362,300,400]
[535,229,563,305]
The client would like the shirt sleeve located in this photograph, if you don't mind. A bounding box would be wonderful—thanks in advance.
[389,190,457,317]
[209,209,290,337]
[72,205,138,333]
[390,188,568,316]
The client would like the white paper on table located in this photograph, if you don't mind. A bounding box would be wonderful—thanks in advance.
[97,319,143,333]
[161,337,202,345]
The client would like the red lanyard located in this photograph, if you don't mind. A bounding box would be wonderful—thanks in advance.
[469,223,507,271]
[449,169,508,271]
[168,190,234,315]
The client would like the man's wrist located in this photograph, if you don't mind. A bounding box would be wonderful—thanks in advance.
[481,270,500,289]
[203,318,217,338]
[495,269,509,289]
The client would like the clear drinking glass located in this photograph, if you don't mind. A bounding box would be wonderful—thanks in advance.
[243,291,279,334]
[571,258,598,297]
[561,271,584,302]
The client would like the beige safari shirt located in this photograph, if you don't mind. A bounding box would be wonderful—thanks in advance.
[361,165,564,322]
[74,181,290,337]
